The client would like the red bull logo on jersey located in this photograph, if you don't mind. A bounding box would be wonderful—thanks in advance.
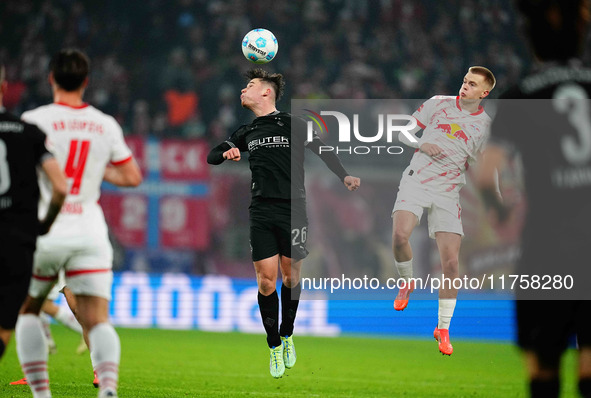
[438,123,469,144]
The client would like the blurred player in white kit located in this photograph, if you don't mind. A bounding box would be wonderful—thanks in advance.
[16,49,142,398]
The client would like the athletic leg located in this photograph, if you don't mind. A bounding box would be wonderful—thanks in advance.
[254,255,285,378]
[279,257,301,369]
[254,255,281,348]
[42,299,83,334]
[434,231,461,355]
[392,210,419,310]
[76,295,119,396]
[0,241,34,361]
[279,256,302,337]
[525,351,560,398]
[579,347,591,397]
[392,210,418,265]
[17,295,52,398]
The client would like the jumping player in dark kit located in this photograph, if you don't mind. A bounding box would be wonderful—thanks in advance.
[207,68,360,378]
[477,1,591,396]
[0,64,67,361]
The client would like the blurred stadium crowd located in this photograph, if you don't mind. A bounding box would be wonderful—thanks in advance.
[2,0,586,277]
[2,0,532,142]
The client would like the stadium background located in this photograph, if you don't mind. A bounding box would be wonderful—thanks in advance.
[2,1,588,342]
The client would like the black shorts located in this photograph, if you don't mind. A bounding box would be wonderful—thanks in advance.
[0,238,34,329]
[516,300,591,367]
[249,197,309,262]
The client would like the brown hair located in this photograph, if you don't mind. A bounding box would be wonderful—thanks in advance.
[245,68,285,102]
[469,66,496,91]
[50,49,90,91]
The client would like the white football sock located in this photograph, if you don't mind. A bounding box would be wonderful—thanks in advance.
[16,314,51,398]
[39,313,51,335]
[395,258,413,281]
[438,299,457,330]
[39,313,56,348]
[90,348,97,370]
[54,306,83,334]
[89,323,120,394]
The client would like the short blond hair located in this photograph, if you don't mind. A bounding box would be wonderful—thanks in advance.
[469,66,496,90]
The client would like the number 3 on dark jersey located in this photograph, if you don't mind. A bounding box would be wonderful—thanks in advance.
[65,139,90,195]
[553,83,591,165]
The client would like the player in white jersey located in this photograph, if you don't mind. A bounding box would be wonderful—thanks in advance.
[392,66,496,355]
[15,49,142,398]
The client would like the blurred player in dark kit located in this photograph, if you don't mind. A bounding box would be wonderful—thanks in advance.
[0,64,67,361]
[477,1,591,396]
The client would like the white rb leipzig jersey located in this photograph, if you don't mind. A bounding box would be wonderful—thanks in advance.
[409,95,491,193]
[22,103,132,239]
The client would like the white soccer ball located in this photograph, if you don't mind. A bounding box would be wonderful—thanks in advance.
[241,28,278,64]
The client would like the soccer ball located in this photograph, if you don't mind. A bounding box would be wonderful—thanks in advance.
[241,28,278,64]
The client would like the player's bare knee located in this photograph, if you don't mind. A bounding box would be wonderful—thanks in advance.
[441,258,459,275]
[392,229,410,250]
[257,276,277,295]
[282,274,299,288]
[77,310,107,331]
[81,318,100,331]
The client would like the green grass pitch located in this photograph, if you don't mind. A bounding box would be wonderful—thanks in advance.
[0,326,579,397]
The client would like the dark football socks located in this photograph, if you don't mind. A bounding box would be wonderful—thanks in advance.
[258,290,281,348]
[279,282,301,337]
[530,378,559,398]
[579,378,591,398]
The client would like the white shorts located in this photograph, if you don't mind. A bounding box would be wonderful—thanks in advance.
[29,235,114,301]
[46,269,66,301]
[392,173,463,239]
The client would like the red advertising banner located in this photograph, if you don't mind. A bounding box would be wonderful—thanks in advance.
[160,139,209,181]
[159,196,210,249]
[101,193,147,247]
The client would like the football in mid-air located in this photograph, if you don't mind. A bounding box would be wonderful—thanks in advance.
[241,28,278,64]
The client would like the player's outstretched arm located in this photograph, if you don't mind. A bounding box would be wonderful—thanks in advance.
[207,142,241,164]
[307,138,360,190]
[104,159,142,187]
[39,157,67,235]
